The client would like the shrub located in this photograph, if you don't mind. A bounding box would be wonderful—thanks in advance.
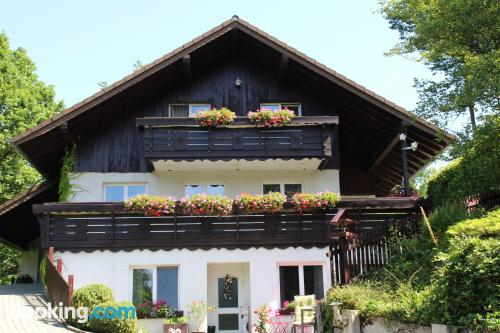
[136,300,175,319]
[427,115,500,207]
[179,194,232,216]
[71,284,114,329]
[234,192,286,214]
[428,236,500,329]
[194,107,235,127]
[248,109,295,127]
[88,300,137,333]
[427,201,471,238]
[291,191,339,213]
[446,208,500,239]
[125,194,176,217]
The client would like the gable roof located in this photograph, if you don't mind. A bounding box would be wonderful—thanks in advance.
[8,16,454,195]
[10,16,452,146]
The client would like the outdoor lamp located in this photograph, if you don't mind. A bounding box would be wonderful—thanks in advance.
[399,132,407,141]
[234,77,242,87]
[399,131,418,196]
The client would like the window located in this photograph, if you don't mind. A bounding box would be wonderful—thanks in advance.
[185,184,225,197]
[263,183,302,199]
[169,104,210,117]
[279,264,324,304]
[104,184,146,201]
[131,267,179,309]
[260,103,301,116]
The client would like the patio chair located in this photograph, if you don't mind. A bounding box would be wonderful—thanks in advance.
[291,295,316,333]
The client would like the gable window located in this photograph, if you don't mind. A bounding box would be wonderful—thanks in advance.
[104,184,146,202]
[279,264,324,304]
[169,104,211,117]
[260,103,301,116]
[263,183,302,199]
[131,266,179,308]
[185,184,225,197]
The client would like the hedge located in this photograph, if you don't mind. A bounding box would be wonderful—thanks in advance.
[427,114,500,207]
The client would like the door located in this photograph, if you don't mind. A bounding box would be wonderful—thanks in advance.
[217,276,240,333]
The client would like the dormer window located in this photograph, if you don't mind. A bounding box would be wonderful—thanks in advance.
[260,103,301,116]
[168,103,210,117]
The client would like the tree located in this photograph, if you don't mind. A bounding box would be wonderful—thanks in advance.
[0,32,62,281]
[380,0,500,132]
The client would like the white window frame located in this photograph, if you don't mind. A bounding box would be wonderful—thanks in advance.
[184,183,225,197]
[259,103,302,116]
[277,262,325,300]
[168,103,211,117]
[262,183,303,196]
[103,183,148,201]
[129,265,180,306]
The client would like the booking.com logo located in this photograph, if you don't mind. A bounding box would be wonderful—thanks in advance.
[28,302,136,323]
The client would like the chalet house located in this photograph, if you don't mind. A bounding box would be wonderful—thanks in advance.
[0,17,452,333]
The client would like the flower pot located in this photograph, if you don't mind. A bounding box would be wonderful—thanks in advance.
[163,323,188,333]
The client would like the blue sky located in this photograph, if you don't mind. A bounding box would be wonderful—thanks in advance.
[1,0,436,113]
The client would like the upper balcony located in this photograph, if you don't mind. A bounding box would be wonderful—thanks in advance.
[136,116,338,171]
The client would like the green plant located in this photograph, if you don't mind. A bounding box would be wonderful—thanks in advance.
[125,194,176,217]
[39,256,46,284]
[446,208,500,239]
[71,284,115,329]
[248,109,295,127]
[88,300,137,333]
[58,143,78,202]
[179,194,232,216]
[291,191,340,213]
[164,316,188,324]
[234,192,286,214]
[253,305,271,333]
[187,300,215,331]
[194,107,235,127]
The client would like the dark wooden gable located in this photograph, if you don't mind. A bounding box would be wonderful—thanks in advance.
[10,17,453,196]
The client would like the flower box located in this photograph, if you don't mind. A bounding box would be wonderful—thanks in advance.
[291,191,340,213]
[125,195,176,217]
[247,109,295,128]
[234,192,286,214]
[194,108,235,127]
[179,194,232,216]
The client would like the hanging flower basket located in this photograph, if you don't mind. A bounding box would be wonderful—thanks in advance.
[179,194,233,216]
[195,108,235,127]
[291,191,340,214]
[247,108,295,128]
[125,194,176,217]
[234,192,286,214]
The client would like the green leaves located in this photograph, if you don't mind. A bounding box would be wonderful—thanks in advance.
[380,0,500,131]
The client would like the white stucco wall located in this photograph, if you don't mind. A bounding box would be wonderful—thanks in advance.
[68,169,340,202]
[56,247,331,331]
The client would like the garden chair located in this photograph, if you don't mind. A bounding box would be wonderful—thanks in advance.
[291,295,316,333]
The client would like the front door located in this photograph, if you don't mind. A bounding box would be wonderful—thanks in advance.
[207,263,250,333]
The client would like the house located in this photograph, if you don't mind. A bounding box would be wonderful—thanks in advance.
[0,16,452,333]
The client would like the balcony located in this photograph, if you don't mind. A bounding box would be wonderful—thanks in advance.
[136,116,338,170]
[33,198,425,251]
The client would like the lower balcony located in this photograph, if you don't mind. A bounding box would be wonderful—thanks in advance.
[33,198,425,251]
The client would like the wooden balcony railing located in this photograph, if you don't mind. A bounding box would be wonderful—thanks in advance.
[136,116,338,168]
[33,198,426,252]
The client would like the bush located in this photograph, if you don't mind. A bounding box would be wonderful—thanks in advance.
[428,236,500,330]
[427,202,471,238]
[71,284,114,329]
[88,300,137,333]
[446,208,500,239]
[427,115,500,207]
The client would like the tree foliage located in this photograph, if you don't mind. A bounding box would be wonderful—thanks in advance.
[0,32,62,279]
[380,0,500,131]
[427,114,500,206]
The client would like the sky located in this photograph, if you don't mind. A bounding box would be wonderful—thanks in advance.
[1,0,438,113]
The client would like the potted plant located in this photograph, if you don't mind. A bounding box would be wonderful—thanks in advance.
[164,316,188,333]
[187,300,216,333]
[234,192,286,214]
[291,191,340,214]
[279,300,295,315]
[195,108,235,127]
[248,108,295,128]
[179,194,232,216]
[125,194,176,217]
